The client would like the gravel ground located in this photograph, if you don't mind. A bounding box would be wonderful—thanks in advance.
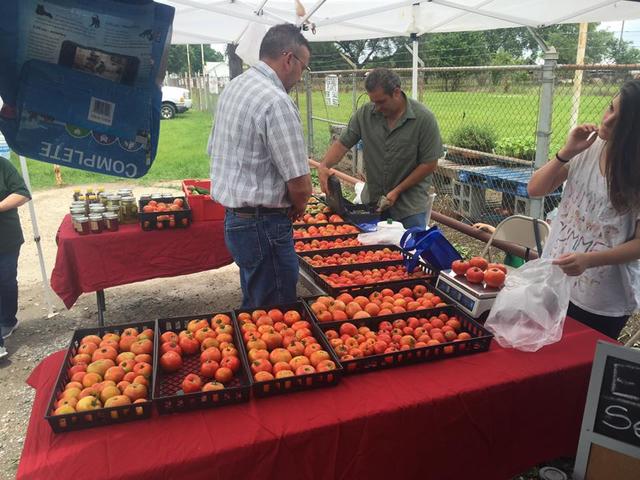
[0,183,637,480]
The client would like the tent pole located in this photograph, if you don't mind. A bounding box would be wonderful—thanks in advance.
[18,155,58,318]
[569,22,588,130]
[411,33,419,100]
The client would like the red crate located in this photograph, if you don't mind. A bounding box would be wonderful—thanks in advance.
[181,179,225,222]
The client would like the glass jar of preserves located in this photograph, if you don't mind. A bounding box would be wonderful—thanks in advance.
[106,205,121,221]
[89,204,106,215]
[73,189,82,201]
[103,212,120,232]
[120,196,138,224]
[117,189,133,198]
[106,195,122,210]
[88,213,104,234]
[73,215,90,235]
[87,194,99,205]
[70,207,86,217]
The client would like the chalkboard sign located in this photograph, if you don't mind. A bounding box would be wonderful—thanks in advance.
[574,341,640,480]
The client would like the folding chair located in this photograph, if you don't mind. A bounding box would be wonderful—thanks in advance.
[480,215,550,263]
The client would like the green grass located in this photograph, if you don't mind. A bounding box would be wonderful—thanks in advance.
[9,110,213,190]
[297,86,614,158]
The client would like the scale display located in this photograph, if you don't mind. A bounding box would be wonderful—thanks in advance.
[436,270,500,320]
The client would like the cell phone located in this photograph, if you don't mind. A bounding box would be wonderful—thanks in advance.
[58,40,139,85]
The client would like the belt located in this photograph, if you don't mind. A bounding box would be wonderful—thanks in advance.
[227,206,289,216]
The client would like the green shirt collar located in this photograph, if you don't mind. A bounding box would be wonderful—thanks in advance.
[370,91,415,131]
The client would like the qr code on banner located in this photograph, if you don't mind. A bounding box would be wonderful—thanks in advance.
[88,97,115,126]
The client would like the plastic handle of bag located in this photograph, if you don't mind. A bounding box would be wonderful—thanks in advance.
[399,226,427,251]
[533,218,543,256]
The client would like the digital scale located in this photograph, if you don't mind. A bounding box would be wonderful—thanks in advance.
[435,269,501,322]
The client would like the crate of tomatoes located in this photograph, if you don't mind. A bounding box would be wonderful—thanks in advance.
[139,196,192,231]
[153,312,252,414]
[45,320,156,433]
[317,305,493,374]
[294,235,363,254]
[303,280,448,325]
[309,256,436,297]
[234,302,343,397]
[297,245,407,276]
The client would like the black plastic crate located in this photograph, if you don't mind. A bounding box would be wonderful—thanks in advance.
[298,245,408,277]
[233,302,343,398]
[307,257,437,297]
[45,320,156,433]
[139,196,192,231]
[294,234,363,254]
[153,313,252,414]
[317,305,493,374]
[302,280,448,325]
[293,223,363,240]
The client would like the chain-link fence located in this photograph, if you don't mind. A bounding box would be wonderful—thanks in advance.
[298,64,639,226]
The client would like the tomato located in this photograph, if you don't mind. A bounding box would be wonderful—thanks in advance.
[469,256,489,271]
[160,331,179,344]
[250,358,272,375]
[220,355,240,373]
[465,266,485,284]
[202,381,225,392]
[451,259,471,276]
[179,336,200,355]
[133,362,152,378]
[214,367,234,384]
[200,346,222,363]
[130,339,153,355]
[181,374,203,394]
[487,263,508,274]
[254,371,275,382]
[161,341,182,355]
[160,351,182,372]
[200,360,220,378]
[484,267,506,288]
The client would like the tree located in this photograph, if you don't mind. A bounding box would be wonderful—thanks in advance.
[610,39,640,65]
[335,38,398,68]
[536,24,619,64]
[166,45,224,75]
[308,42,352,71]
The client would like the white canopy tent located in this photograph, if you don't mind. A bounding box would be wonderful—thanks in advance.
[163,0,640,44]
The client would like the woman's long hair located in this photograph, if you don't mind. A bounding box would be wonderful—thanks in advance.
[606,79,640,214]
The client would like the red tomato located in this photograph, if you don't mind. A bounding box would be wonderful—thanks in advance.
[214,367,234,384]
[200,347,222,363]
[200,360,220,378]
[451,260,470,276]
[181,374,203,393]
[487,263,508,274]
[160,351,182,372]
[469,257,489,271]
[465,267,485,284]
[220,355,240,373]
[160,341,182,355]
[484,267,506,288]
[250,358,272,375]
[178,336,200,355]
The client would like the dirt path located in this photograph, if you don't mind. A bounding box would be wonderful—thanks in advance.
[0,182,312,478]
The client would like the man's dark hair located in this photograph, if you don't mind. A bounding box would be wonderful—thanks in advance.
[365,68,402,95]
[259,24,310,60]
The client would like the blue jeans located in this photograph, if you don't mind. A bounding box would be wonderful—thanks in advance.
[0,247,20,348]
[224,211,298,309]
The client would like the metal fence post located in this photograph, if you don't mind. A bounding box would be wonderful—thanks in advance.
[531,48,559,220]
[305,72,314,158]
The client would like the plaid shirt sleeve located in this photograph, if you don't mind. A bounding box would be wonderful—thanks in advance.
[265,97,310,182]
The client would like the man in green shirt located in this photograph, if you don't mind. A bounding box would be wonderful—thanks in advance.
[0,156,31,359]
[318,68,443,229]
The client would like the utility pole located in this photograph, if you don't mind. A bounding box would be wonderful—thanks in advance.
[186,44,192,92]
[570,23,588,130]
[200,44,208,111]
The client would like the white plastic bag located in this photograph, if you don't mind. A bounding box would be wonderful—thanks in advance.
[357,220,406,246]
[353,182,365,204]
[236,23,268,67]
[484,259,571,352]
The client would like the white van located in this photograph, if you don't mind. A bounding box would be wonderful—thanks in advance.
[161,86,192,119]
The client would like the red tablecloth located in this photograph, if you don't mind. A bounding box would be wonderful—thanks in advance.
[17,318,610,480]
[51,215,233,308]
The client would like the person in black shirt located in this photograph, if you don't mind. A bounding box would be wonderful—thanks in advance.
[0,156,31,358]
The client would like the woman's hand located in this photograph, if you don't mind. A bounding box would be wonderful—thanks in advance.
[552,252,592,276]
[559,124,599,160]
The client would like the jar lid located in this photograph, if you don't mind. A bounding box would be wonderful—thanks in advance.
[104,212,118,219]
[75,215,89,221]
[70,208,86,214]
[117,189,133,195]
[90,204,106,210]
[89,213,103,220]
[121,196,136,202]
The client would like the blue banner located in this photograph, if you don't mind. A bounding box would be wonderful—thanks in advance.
[0,0,174,178]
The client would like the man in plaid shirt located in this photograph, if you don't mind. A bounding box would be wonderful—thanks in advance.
[208,24,312,308]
